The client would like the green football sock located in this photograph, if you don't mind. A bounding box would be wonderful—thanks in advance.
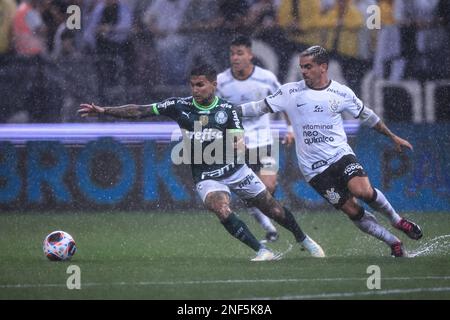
[221,213,262,251]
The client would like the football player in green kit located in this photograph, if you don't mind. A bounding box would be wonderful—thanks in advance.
[78,64,324,261]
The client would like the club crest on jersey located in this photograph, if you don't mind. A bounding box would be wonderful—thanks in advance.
[324,188,341,205]
[199,115,209,126]
[214,110,228,124]
[329,99,340,113]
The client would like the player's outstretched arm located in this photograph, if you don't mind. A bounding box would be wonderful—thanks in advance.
[78,103,105,117]
[78,103,155,119]
[238,99,272,117]
[373,120,413,153]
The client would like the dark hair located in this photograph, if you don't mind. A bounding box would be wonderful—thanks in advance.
[230,34,252,48]
[300,45,329,65]
[190,63,217,82]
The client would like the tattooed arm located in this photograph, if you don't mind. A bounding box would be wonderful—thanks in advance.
[372,120,413,153]
[78,103,155,119]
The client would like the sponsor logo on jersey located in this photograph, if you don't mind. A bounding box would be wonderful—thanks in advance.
[177,99,192,105]
[238,173,256,189]
[352,96,363,111]
[312,160,328,170]
[160,100,175,109]
[268,89,282,99]
[302,124,334,130]
[327,88,347,98]
[289,88,299,94]
[214,110,228,124]
[219,103,233,109]
[324,188,341,205]
[187,128,223,142]
[314,105,324,112]
[303,130,335,145]
[231,110,241,129]
[344,163,363,176]
[201,163,236,180]
[296,103,307,108]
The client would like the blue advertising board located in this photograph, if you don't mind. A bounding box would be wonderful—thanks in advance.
[354,124,450,212]
[0,123,448,212]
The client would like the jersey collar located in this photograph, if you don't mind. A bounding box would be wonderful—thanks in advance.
[306,80,332,91]
[192,96,219,111]
[231,65,255,81]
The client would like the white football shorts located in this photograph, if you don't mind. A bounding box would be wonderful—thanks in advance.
[196,164,266,203]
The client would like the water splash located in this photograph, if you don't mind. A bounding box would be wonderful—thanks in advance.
[274,241,294,260]
[408,235,450,257]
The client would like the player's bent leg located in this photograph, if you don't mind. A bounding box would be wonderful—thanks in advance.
[342,198,407,257]
[367,188,422,240]
[349,178,423,240]
[349,176,401,223]
[204,191,263,253]
[346,176,374,201]
[250,190,325,257]
[250,171,278,242]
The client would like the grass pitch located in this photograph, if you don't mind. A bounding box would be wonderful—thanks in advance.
[0,211,449,300]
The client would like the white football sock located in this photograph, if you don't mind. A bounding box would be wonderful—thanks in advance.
[367,188,402,225]
[248,207,277,233]
[352,210,400,246]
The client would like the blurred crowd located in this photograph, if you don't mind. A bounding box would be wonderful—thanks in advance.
[0,0,449,123]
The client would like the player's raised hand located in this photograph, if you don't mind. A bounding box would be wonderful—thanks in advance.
[78,103,105,117]
[392,135,413,153]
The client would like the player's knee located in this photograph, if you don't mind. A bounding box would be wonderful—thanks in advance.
[346,206,365,221]
[270,205,284,220]
[351,186,374,202]
[249,190,278,219]
[341,198,362,219]
[206,201,228,214]
[215,209,231,222]
[205,194,231,219]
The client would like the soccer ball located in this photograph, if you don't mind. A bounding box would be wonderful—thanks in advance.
[43,231,77,261]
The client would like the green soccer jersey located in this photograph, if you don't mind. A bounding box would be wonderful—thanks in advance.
[151,96,245,183]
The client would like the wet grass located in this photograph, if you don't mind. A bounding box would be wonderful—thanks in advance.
[0,211,449,300]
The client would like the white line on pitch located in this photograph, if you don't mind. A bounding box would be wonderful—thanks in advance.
[251,287,450,300]
[1,275,450,289]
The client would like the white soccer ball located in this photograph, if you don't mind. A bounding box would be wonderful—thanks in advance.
[43,231,77,261]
